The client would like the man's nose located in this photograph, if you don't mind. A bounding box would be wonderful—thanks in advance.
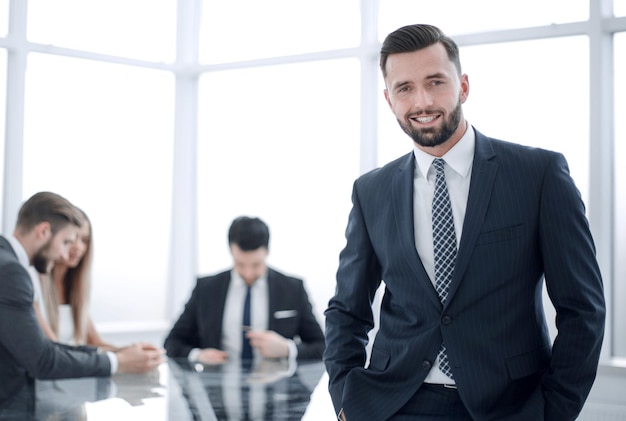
[413,89,433,109]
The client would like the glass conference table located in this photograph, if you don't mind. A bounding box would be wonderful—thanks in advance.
[30,358,335,420]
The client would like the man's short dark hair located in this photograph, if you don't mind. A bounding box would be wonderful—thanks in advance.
[16,191,83,235]
[228,216,270,251]
[379,24,462,78]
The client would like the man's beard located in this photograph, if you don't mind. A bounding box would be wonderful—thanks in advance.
[398,99,463,148]
[33,253,50,274]
[33,241,52,274]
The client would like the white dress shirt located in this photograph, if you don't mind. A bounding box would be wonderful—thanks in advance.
[412,123,475,384]
[222,270,269,358]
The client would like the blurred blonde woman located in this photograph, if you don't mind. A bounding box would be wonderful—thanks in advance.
[32,208,119,351]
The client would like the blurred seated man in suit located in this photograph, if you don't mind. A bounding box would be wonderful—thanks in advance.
[164,216,325,365]
[0,192,164,414]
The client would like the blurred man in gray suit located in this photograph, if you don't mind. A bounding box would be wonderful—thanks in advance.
[0,192,163,415]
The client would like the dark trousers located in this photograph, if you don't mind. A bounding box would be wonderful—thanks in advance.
[389,383,473,420]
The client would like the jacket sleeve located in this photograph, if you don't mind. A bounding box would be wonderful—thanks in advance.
[292,282,325,361]
[163,283,202,358]
[538,153,606,420]
[0,261,111,380]
[323,180,383,413]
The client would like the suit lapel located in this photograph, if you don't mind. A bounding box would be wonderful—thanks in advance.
[0,236,12,253]
[391,153,442,309]
[446,131,497,304]
[207,273,231,346]
[0,236,18,258]
[267,270,278,331]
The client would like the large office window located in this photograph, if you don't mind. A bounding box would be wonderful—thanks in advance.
[0,49,5,224]
[0,0,7,37]
[378,0,588,36]
[462,37,590,199]
[27,0,176,62]
[195,0,363,323]
[199,0,360,64]
[2,0,625,361]
[22,53,175,324]
[197,59,360,321]
[612,38,624,366]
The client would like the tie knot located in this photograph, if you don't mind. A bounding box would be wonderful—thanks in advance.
[432,158,446,175]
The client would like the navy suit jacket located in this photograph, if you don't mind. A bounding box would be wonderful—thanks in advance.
[324,128,606,421]
[164,268,325,361]
[0,236,111,409]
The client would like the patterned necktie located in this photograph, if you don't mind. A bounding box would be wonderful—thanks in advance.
[432,158,456,379]
[242,285,253,362]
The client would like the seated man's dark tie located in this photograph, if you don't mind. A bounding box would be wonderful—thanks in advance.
[242,285,253,362]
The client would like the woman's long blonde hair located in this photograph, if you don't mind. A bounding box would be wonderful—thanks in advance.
[41,208,92,345]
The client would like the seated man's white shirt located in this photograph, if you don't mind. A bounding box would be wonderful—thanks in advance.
[222,270,269,357]
[29,266,48,320]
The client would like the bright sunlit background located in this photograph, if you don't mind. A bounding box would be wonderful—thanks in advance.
[1,0,625,385]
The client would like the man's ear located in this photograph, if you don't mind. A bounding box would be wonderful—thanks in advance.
[460,73,470,104]
[384,88,392,109]
[33,221,52,242]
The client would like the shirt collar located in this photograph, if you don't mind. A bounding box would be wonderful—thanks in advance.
[413,121,475,180]
[6,234,30,269]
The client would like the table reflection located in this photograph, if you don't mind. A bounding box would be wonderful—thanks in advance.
[170,358,326,421]
[21,358,327,421]
[34,365,168,421]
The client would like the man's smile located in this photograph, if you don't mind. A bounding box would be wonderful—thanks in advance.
[410,114,441,125]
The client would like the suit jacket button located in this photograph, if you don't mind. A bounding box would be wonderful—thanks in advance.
[422,361,432,370]
[442,315,452,325]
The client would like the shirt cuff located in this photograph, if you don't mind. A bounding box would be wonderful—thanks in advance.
[188,348,202,362]
[106,351,118,374]
[338,408,347,421]
[286,339,298,361]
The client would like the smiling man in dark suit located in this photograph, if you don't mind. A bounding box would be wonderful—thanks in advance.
[323,24,606,421]
[164,216,325,365]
